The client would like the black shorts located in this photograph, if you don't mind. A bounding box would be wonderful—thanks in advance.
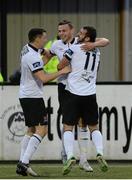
[58,83,67,114]
[62,92,98,126]
[19,98,47,127]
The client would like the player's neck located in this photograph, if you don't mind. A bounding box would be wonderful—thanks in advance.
[64,37,74,44]
[29,42,40,50]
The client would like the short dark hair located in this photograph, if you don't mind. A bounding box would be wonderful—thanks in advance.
[83,26,97,42]
[28,28,46,42]
[58,20,73,29]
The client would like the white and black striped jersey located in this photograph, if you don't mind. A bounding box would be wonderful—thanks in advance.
[64,44,100,96]
[50,38,77,84]
[19,44,44,98]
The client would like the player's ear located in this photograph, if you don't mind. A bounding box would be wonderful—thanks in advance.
[35,36,40,44]
[71,27,75,35]
[85,37,90,42]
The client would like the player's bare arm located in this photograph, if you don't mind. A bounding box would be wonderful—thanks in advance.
[81,38,110,51]
[34,66,71,83]
[41,49,54,65]
[57,57,70,70]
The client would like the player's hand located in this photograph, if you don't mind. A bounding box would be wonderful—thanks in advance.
[40,48,46,55]
[81,42,95,51]
[60,65,71,74]
[57,58,70,70]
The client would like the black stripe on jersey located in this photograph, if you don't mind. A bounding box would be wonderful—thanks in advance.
[32,135,41,143]
[49,50,56,56]
[28,43,39,52]
[32,68,43,73]
[64,54,72,61]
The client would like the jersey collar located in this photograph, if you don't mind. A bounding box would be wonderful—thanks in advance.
[63,38,75,45]
[28,43,39,52]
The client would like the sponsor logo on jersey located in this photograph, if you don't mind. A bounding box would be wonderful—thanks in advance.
[33,62,41,68]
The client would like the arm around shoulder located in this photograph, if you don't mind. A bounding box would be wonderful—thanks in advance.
[95,38,110,47]
[81,38,110,51]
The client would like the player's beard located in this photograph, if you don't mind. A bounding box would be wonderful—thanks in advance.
[77,36,87,43]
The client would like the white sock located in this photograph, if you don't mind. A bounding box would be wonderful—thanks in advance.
[64,131,74,160]
[91,130,103,155]
[78,127,88,163]
[22,134,42,164]
[20,135,31,161]
[61,128,67,157]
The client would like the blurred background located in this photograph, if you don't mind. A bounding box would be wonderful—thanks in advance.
[0,0,132,82]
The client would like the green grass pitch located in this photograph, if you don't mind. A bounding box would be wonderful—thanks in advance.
[0,162,132,179]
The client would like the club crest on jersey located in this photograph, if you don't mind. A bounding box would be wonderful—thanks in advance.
[33,62,41,68]
[65,49,73,56]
